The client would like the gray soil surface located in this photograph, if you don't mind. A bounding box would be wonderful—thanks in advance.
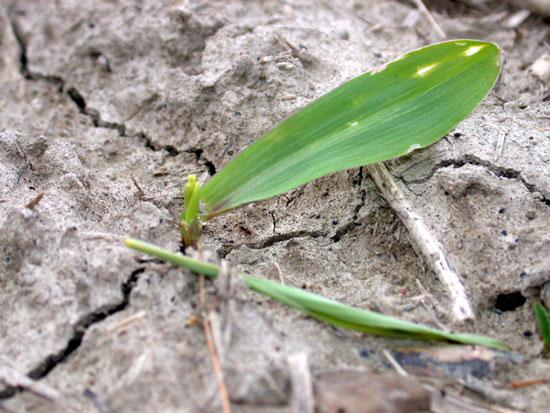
[1,0,549,412]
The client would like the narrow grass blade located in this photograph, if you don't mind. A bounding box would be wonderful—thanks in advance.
[242,274,509,350]
[533,302,550,351]
[124,238,219,277]
[201,40,501,213]
[125,238,508,350]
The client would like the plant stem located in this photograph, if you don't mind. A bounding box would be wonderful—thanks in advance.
[180,174,204,249]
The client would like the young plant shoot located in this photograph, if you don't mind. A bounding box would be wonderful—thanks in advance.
[179,40,500,243]
[131,40,506,348]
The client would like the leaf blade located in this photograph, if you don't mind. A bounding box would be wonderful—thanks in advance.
[201,40,501,212]
[125,238,509,350]
[242,274,509,350]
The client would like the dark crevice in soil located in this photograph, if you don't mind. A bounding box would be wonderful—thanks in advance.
[331,167,367,243]
[217,230,326,258]
[8,15,180,157]
[8,16,64,90]
[0,268,144,401]
[66,87,126,135]
[219,168,368,256]
[186,148,217,176]
[8,16,29,78]
[401,154,550,207]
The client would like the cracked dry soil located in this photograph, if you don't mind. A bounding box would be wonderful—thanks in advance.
[1,0,549,412]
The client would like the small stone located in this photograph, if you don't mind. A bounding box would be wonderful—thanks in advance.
[277,61,294,70]
[335,29,349,40]
[529,52,550,83]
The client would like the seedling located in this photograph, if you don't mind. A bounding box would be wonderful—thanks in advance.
[180,39,501,242]
[533,302,550,353]
[127,40,507,348]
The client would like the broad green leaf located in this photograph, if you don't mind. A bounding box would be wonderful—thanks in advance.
[125,238,509,350]
[201,40,501,213]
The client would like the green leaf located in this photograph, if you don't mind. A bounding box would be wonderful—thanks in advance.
[201,40,501,213]
[242,274,509,350]
[533,301,550,351]
[125,238,509,350]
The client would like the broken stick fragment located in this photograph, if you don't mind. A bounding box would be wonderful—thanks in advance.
[367,163,474,323]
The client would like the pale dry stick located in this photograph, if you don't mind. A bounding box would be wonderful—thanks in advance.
[208,260,232,364]
[287,352,314,413]
[367,163,474,322]
[107,311,147,333]
[412,0,446,40]
[274,262,285,284]
[0,365,60,401]
[381,349,409,377]
[198,251,231,413]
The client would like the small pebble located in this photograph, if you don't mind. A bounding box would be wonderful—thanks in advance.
[332,219,339,225]
[277,62,294,70]
[335,29,350,40]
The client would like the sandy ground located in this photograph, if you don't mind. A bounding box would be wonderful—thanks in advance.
[1,0,549,412]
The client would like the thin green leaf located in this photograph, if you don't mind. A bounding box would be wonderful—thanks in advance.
[533,301,550,351]
[201,40,501,213]
[242,274,509,350]
[124,238,219,277]
[125,238,509,350]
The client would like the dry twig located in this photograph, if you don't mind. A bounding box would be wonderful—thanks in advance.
[198,250,231,413]
[0,365,60,401]
[510,378,550,388]
[367,163,474,322]
[412,0,446,40]
[288,352,314,413]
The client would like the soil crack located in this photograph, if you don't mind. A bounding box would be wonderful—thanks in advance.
[7,15,179,157]
[218,230,326,258]
[186,148,217,176]
[0,268,144,401]
[401,154,550,207]
[218,168,368,256]
[331,167,367,242]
